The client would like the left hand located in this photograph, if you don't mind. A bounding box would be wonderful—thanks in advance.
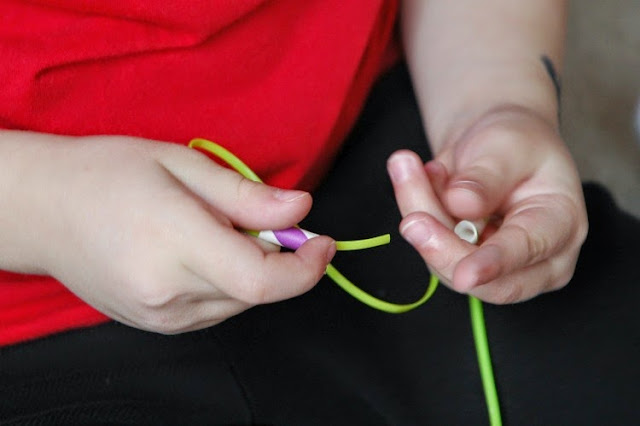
[387,106,588,303]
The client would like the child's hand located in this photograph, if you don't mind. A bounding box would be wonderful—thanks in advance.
[5,132,335,333]
[387,107,588,303]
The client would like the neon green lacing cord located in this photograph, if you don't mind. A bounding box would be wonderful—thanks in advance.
[470,296,502,426]
[189,138,439,313]
[189,138,501,425]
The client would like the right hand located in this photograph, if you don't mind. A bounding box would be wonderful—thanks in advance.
[4,132,335,333]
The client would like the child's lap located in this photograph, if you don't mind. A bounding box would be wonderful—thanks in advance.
[1,64,638,425]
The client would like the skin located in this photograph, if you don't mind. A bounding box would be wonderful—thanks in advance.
[388,0,588,303]
[0,131,336,333]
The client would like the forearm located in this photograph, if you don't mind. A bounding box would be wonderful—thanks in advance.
[401,0,567,153]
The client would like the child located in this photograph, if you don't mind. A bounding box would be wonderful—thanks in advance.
[1,0,638,423]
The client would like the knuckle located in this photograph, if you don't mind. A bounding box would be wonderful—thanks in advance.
[127,272,176,310]
[555,194,589,249]
[548,256,578,292]
[430,253,457,281]
[506,221,550,265]
[133,299,185,334]
[136,287,175,310]
[401,220,457,277]
[548,274,570,292]
[526,231,550,265]
[576,214,589,246]
[130,287,194,334]
[120,271,188,333]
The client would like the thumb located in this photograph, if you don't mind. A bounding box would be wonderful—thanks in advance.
[442,126,538,220]
[157,144,312,231]
[209,173,312,232]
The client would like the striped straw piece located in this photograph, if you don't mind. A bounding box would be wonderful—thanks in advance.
[258,227,319,250]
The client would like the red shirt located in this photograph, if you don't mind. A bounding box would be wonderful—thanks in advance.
[0,0,399,345]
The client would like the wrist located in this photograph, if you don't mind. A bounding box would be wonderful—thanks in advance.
[421,52,563,156]
[434,101,560,158]
[0,131,72,274]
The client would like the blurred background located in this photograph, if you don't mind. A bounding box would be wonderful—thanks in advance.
[562,0,640,217]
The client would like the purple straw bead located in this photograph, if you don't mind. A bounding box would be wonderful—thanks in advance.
[272,227,310,250]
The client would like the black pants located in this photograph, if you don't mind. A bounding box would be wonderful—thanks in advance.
[2,64,639,425]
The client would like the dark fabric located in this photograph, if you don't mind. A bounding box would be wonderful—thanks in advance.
[1,63,639,425]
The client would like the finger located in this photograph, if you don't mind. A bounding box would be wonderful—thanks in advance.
[220,234,336,304]
[424,159,448,202]
[466,249,579,304]
[443,124,539,220]
[399,211,474,288]
[184,212,336,304]
[452,194,577,291]
[387,150,454,227]
[158,144,312,230]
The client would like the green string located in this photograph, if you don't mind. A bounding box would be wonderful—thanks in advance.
[335,234,390,251]
[189,138,438,313]
[188,138,501,424]
[469,296,502,426]
[327,265,439,313]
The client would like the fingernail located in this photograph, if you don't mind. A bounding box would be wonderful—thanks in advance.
[387,153,419,183]
[401,218,431,247]
[274,189,309,202]
[449,180,485,201]
[326,241,337,263]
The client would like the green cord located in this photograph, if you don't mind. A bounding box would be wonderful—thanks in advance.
[327,265,439,313]
[335,234,390,251]
[189,138,437,312]
[191,138,263,183]
[189,138,501,423]
[469,296,502,426]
